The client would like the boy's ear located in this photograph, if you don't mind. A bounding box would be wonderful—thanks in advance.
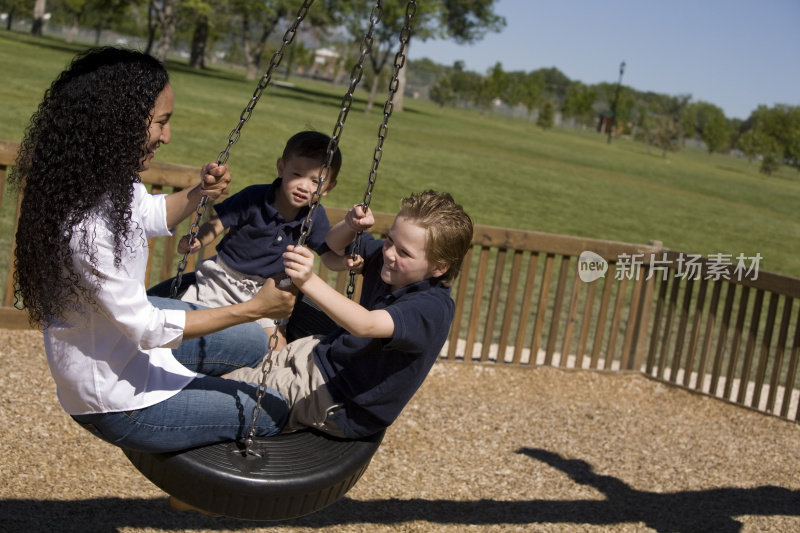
[431,262,449,279]
[321,179,336,196]
[276,157,284,177]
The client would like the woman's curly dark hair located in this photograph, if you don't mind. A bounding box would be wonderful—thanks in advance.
[10,47,169,326]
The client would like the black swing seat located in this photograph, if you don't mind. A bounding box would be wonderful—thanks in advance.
[123,429,384,521]
[123,273,384,520]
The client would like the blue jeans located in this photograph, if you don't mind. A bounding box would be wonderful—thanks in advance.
[72,296,288,453]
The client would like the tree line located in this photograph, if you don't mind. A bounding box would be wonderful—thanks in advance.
[419,59,799,176]
[2,0,504,112]
[4,0,797,176]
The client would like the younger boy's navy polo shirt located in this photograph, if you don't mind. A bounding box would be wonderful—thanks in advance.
[213,179,330,278]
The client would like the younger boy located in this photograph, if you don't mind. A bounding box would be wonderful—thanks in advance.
[178,131,369,345]
[226,190,474,439]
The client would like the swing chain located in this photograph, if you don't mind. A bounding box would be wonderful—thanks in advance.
[171,196,208,297]
[346,0,417,300]
[243,0,384,457]
[170,0,315,299]
[217,1,315,166]
[241,321,280,456]
[297,0,383,249]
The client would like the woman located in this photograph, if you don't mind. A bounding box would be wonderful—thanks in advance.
[11,47,294,453]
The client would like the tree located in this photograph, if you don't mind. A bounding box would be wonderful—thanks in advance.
[736,128,764,163]
[448,62,483,108]
[537,100,555,130]
[88,0,134,45]
[31,0,45,35]
[481,61,505,112]
[329,0,505,113]
[189,13,209,68]
[49,0,89,42]
[502,71,523,105]
[227,0,294,80]
[49,0,135,44]
[738,104,800,174]
[634,107,656,151]
[759,135,782,176]
[653,117,681,157]
[680,102,698,143]
[474,75,494,115]
[726,117,743,152]
[755,105,800,171]
[633,99,681,156]
[283,41,316,80]
[682,101,730,154]
[182,0,217,68]
[439,0,505,42]
[502,69,545,120]
[535,66,570,103]
[561,81,596,128]
[1,0,28,30]
[148,0,178,61]
[520,71,546,120]
[325,1,408,113]
[702,110,730,154]
[615,88,638,135]
[406,0,506,112]
[406,57,445,89]
[429,74,455,107]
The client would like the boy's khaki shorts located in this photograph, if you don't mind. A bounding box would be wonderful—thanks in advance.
[181,255,278,330]
[225,335,346,438]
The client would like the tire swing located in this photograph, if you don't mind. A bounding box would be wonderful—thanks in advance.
[123,0,418,521]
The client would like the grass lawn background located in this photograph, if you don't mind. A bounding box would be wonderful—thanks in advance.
[2,30,798,278]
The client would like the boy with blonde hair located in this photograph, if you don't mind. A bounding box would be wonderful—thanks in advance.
[227,190,474,438]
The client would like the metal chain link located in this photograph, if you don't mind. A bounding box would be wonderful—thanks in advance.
[241,323,279,456]
[171,0,315,299]
[297,0,383,249]
[242,0,385,456]
[346,0,417,300]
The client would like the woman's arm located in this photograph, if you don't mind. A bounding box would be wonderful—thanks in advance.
[164,162,230,229]
[78,222,294,347]
[284,245,393,338]
[182,277,296,339]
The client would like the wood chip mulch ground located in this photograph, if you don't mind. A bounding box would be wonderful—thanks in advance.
[1,328,798,532]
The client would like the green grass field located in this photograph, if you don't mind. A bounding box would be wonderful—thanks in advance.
[2,30,799,278]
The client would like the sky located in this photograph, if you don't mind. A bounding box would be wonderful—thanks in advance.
[411,0,800,120]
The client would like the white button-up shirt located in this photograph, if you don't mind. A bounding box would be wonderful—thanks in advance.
[44,183,196,414]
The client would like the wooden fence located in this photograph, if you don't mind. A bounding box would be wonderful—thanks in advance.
[1,140,798,422]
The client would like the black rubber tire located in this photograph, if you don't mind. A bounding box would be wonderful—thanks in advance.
[147,272,196,299]
[139,274,382,520]
[123,429,384,520]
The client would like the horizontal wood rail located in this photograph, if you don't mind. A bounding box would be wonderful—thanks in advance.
[1,140,798,422]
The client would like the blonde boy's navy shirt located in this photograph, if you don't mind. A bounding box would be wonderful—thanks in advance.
[313,233,455,438]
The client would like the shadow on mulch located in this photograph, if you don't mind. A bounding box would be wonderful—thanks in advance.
[2,449,797,532]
